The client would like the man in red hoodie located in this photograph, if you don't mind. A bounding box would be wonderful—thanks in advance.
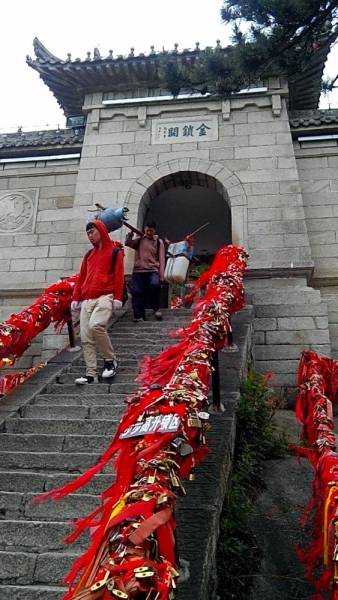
[71,220,124,384]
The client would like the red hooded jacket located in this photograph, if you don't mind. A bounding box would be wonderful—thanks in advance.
[73,220,124,302]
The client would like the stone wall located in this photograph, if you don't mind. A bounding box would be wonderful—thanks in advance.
[294,137,338,359]
[295,140,338,280]
[0,157,79,290]
[0,157,80,369]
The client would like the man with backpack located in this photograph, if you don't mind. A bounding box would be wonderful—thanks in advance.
[71,220,124,384]
[125,220,165,322]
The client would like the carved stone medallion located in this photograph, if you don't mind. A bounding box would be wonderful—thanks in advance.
[0,190,38,234]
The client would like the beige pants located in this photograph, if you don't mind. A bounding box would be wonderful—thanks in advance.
[80,294,116,377]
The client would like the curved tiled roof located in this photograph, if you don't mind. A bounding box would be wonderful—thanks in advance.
[26,38,210,116]
[289,109,338,128]
[0,128,84,157]
[26,35,334,116]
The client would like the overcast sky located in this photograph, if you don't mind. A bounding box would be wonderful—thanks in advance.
[1,0,337,133]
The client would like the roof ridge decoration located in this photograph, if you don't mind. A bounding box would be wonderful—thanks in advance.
[31,37,62,62]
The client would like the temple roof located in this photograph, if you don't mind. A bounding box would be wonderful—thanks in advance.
[288,108,338,138]
[0,128,84,158]
[26,36,335,117]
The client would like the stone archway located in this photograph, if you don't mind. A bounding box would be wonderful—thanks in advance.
[125,157,247,251]
[142,175,231,261]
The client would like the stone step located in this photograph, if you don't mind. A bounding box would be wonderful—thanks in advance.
[58,372,137,384]
[69,363,139,374]
[34,394,128,406]
[21,404,125,420]
[5,418,119,436]
[111,327,185,335]
[0,311,194,599]
[0,520,89,552]
[107,341,172,351]
[0,490,101,522]
[0,451,103,471]
[0,471,113,495]
[0,584,66,600]
[49,382,138,395]
[111,324,182,333]
[0,549,77,585]
[119,308,192,327]
[0,433,113,453]
[73,357,145,368]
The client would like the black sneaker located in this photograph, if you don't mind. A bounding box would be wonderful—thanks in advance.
[75,375,98,385]
[102,359,118,378]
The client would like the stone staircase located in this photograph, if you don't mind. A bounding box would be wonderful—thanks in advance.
[0,305,254,600]
[0,309,193,600]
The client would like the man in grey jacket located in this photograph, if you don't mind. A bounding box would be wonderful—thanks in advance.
[125,220,165,322]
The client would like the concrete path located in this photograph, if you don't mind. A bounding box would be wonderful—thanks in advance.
[249,409,320,600]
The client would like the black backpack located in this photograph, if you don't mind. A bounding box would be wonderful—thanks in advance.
[110,247,129,306]
[85,246,129,306]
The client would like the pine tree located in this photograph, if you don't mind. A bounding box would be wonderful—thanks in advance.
[159,0,338,97]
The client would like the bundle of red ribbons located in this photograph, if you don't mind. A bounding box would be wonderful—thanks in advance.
[0,275,77,394]
[0,276,77,365]
[34,245,248,600]
[294,350,338,599]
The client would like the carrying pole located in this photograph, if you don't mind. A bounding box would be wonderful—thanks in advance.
[189,222,210,237]
[123,222,144,237]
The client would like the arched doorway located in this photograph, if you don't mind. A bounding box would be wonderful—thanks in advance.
[138,170,232,265]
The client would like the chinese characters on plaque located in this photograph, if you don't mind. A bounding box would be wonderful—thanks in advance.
[151,115,218,145]
[119,413,181,439]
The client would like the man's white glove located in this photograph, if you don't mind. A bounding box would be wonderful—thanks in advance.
[113,300,123,310]
[71,301,82,311]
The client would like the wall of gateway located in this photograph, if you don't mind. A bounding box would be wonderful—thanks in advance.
[0,157,80,368]
[1,86,338,384]
[294,141,338,281]
[293,138,338,360]
[63,88,312,279]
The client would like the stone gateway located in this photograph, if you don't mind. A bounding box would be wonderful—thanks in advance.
[1,37,338,389]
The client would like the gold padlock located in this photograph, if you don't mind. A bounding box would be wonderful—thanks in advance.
[112,590,128,599]
[90,570,109,591]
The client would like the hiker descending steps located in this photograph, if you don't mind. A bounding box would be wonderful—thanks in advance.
[71,220,124,384]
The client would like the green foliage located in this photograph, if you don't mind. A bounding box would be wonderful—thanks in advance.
[189,264,210,279]
[159,0,338,97]
[217,370,289,600]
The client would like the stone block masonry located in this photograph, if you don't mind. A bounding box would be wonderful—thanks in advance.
[247,277,331,387]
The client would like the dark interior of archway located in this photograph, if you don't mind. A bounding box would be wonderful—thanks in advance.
[144,184,231,266]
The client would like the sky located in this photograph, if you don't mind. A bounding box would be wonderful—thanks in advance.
[1,0,337,134]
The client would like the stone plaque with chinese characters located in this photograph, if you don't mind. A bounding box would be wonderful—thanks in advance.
[151,115,218,145]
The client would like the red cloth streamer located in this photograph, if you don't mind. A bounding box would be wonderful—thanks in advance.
[0,274,78,364]
[33,244,249,600]
[0,275,78,396]
[295,350,338,598]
